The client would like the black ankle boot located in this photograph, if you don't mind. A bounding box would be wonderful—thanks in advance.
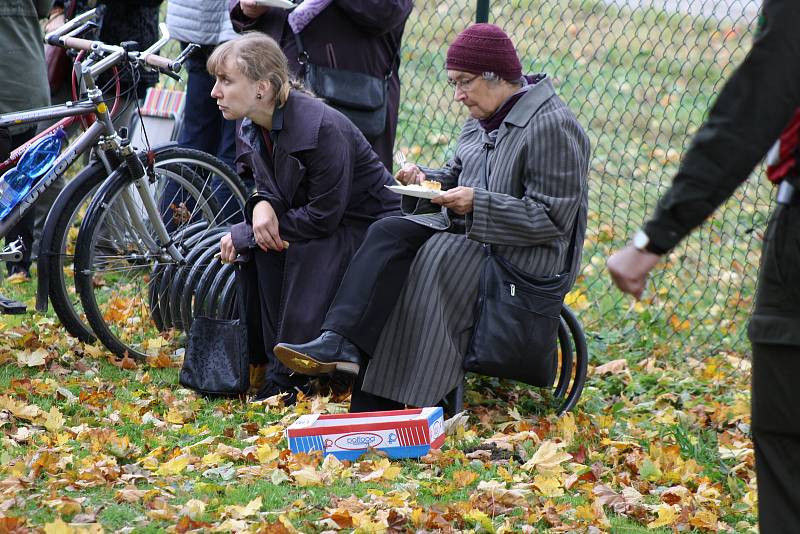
[274,331,363,376]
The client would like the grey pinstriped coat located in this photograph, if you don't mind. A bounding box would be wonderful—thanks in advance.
[361,76,591,407]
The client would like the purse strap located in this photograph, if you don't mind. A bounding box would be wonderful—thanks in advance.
[480,135,580,274]
[293,29,399,81]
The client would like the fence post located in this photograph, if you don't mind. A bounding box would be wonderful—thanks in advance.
[476,0,489,23]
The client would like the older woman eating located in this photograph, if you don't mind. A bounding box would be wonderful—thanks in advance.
[275,23,591,411]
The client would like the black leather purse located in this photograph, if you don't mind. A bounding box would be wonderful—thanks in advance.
[293,33,394,139]
[178,270,249,396]
[463,140,580,387]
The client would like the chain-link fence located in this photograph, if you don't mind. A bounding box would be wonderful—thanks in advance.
[395,0,768,364]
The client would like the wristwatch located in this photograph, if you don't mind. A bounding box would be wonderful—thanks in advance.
[632,229,651,252]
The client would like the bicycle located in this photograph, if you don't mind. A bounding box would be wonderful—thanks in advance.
[0,9,247,354]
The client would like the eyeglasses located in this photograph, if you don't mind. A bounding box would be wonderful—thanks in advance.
[446,74,480,91]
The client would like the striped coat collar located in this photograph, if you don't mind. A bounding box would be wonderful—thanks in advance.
[460,74,556,144]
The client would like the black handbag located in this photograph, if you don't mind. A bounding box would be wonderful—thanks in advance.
[293,33,394,139]
[178,273,249,396]
[463,140,580,387]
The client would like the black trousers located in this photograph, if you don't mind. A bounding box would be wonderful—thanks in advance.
[323,216,436,354]
[751,342,800,533]
[322,216,437,412]
[237,250,308,389]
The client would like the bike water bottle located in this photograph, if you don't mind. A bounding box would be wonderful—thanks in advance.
[0,128,66,220]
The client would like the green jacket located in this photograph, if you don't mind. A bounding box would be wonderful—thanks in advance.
[643,0,800,252]
[0,0,52,134]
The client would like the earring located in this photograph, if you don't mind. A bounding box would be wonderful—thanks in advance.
[256,93,262,100]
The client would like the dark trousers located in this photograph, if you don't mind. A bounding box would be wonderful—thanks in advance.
[322,217,436,411]
[164,45,243,225]
[3,127,37,275]
[751,342,800,533]
[237,249,308,389]
[178,45,236,168]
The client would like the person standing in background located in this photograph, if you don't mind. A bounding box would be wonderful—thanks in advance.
[229,0,413,171]
[1,0,53,278]
[607,1,800,531]
[167,0,238,168]
[33,0,163,265]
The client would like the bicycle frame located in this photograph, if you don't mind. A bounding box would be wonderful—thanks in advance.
[0,93,114,243]
[0,11,186,264]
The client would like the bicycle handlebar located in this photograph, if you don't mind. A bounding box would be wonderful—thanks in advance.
[46,15,182,75]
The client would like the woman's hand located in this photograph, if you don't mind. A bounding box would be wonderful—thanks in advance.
[606,244,661,300]
[252,200,286,252]
[239,0,269,19]
[395,164,425,186]
[431,186,474,215]
[219,233,237,263]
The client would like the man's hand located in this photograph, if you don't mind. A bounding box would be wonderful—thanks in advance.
[606,244,662,300]
[431,186,474,215]
[219,233,237,263]
[395,164,425,186]
[252,200,286,252]
[239,0,269,19]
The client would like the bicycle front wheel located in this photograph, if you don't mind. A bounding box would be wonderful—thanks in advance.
[74,147,246,360]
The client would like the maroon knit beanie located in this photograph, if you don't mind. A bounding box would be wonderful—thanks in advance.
[446,23,522,81]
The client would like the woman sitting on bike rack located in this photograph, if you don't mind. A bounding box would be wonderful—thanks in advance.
[211,32,401,404]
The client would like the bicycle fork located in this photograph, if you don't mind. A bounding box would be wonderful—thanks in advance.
[120,142,185,264]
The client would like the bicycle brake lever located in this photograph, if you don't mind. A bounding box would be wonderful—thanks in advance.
[173,43,200,68]
[158,67,182,82]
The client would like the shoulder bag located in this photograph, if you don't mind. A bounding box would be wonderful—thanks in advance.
[463,141,580,387]
[179,268,250,396]
[293,32,395,139]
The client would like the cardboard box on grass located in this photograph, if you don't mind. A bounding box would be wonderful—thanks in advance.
[286,407,445,461]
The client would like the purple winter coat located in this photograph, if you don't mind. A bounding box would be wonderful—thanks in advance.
[229,0,412,170]
[230,90,401,347]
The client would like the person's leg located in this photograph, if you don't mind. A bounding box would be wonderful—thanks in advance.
[248,249,310,396]
[177,46,221,155]
[349,363,405,413]
[5,128,38,276]
[323,217,436,355]
[751,342,800,533]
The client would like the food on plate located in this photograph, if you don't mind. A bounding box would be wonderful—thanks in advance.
[420,179,442,191]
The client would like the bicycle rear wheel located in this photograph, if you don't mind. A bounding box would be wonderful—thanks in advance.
[75,147,246,360]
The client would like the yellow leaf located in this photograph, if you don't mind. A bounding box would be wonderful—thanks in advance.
[594,359,628,376]
[555,413,577,445]
[291,467,323,486]
[180,499,206,520]
[647,504,679,529]
[201,452,224,466]
[146,337,166,350]
[17,348,48,367]
[256,443,279,464]
[689,509,718,530]
[45,497,82,515]
[575,504,597,521]
[45,406,65,433]
[155,454,191,476]
[533,474,564,497]
[360,458,401,482]
[225,496,262,519]
[43,519,103,534]
[453,470,479,487]
[0,395,43,421]
[522,440,572,472]
[465,509,494,532]
[165,408,185,425]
